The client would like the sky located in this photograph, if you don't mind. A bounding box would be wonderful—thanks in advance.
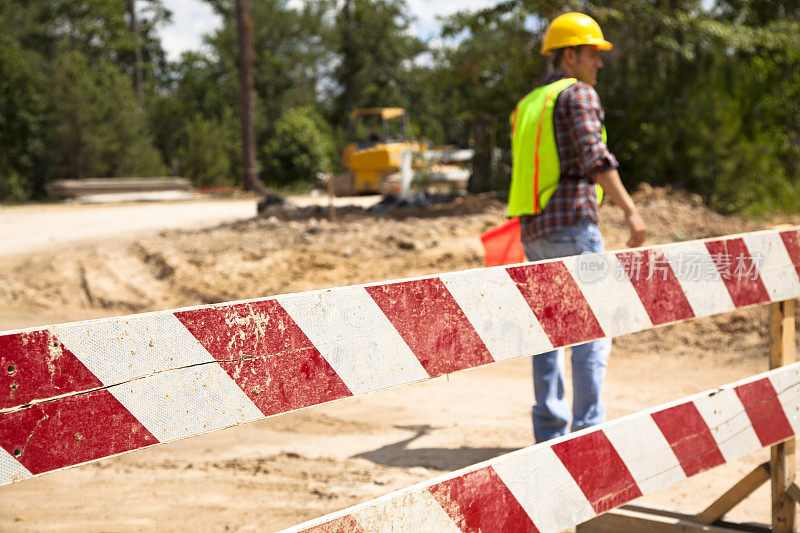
[156,0,501,62]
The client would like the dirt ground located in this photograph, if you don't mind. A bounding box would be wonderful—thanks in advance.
[0,187,798,532]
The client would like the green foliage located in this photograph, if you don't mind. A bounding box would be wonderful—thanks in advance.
[148,51,238,174]
[430,3,544,191]
[334,0,426,123]
[47,49,166,179]
[177,111,240,187]
[420,0,800,211]
[206,0,336,126]
[592,0,800,214]
[0,172,32,204]
[1,0,798,214]
[260,106,336,186]
[0,0,169,200]
[0,34,48,199]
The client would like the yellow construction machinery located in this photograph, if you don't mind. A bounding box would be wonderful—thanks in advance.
[335,108,472,197]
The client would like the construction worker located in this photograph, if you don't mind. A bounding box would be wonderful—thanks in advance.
[509,12,646,442]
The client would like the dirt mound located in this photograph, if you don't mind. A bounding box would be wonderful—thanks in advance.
[260,193,505,222]
[0,198,500,314]
[0,185,766,317]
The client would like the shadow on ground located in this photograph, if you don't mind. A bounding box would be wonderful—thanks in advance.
[352,425,519,471]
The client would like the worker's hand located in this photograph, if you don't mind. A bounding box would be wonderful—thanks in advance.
[625,210,647,248]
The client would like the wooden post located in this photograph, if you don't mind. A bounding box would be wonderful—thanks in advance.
[786,482,800,504]
[694,462,771,524]
[327,174,337,224]
[770,299,797,533]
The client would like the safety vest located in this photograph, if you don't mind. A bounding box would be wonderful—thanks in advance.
[508,77,604,217]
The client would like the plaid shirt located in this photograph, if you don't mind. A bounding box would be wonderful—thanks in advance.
[520,72,618,243]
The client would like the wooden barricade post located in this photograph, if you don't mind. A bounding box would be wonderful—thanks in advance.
[771,299,796,532]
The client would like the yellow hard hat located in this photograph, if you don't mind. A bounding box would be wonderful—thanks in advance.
[540,12,613,56]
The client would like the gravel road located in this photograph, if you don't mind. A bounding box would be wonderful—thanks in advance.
[0,195,379,257]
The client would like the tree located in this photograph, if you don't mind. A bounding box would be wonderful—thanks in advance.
[234,0,267,193]
[148,51,237,174]
[177,111,240,187]
[594,0,800,213]
[332,0,426,127]
[0,0,171,198]
[126,0,145,108]
[206,0,337,190]
[431,2,542,192]
[260,106,336,186]
[0,35,47,200]
[1,0,798,214]
[47,49,166,179]
[427,0,800,210]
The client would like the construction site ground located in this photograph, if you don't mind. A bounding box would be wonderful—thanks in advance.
[0,187,798,531]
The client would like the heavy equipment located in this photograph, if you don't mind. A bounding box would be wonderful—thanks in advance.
[335,108,472,197]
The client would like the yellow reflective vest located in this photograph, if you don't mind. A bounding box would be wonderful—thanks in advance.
[508,77,604,217]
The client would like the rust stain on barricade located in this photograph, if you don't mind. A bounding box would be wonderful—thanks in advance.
[506,261,605,346]
[0,330,104,409]
[366,278,494,375]
[174,301,353,416]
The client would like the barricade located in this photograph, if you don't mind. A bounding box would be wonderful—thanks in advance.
[1,227,799,531]
[286,361,799,532]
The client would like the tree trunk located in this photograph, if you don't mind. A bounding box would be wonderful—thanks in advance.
[539,5,561,82]
[235,0,270,194]
[127,0,145,109]
[468,116,494,194]
[342,0,355,115]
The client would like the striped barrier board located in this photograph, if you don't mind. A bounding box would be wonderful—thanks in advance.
[284,363,800,533]
[1,227,799,486]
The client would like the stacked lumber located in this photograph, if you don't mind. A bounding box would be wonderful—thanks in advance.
[46,177,193,199]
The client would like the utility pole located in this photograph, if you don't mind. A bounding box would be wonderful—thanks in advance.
[127,0,145,109]
[235,0,269,194]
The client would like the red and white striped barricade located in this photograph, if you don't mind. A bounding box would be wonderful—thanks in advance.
[283,363,800,532]
[0,227,798,527]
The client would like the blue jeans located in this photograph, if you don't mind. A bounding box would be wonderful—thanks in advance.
[522,219,612,443]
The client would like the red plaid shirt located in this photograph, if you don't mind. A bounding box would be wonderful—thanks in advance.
[520,72,618,242]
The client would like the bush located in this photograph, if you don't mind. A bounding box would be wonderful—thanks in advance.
[48,50,166,179]
[260,106,336,187]
[0,171,32,203]
[0,35,47,200]
[177,111,240,187]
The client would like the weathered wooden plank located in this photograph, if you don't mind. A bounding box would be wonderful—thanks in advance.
[578,506,769,533]
[769,300,797,533]
[45,177,193,198]
[693,462,770,524]
[785,482,800,504]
